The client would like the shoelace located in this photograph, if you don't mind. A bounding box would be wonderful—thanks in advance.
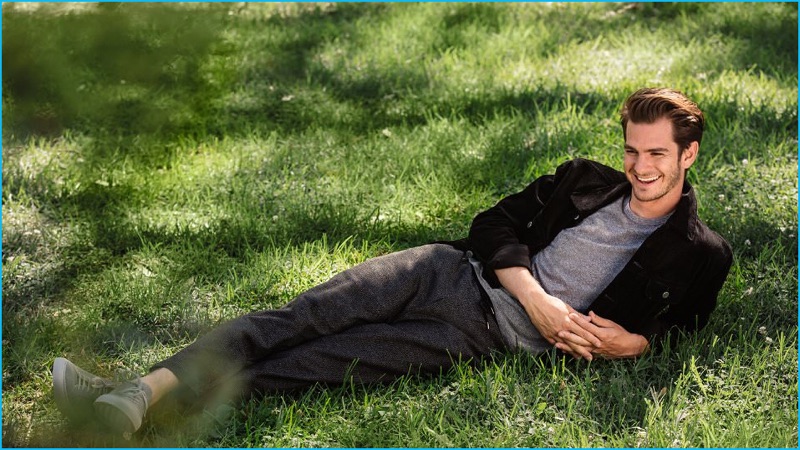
[114,380,150,412]
[76,373,115,393]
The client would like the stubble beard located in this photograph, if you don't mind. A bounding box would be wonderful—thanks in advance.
[630,163,683,204]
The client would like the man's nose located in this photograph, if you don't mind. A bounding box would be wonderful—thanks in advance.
[634,156,652,173]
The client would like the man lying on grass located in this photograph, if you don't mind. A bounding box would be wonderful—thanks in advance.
[52,87,732,436]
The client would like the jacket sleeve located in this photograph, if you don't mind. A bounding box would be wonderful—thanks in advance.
[468,160,572,269]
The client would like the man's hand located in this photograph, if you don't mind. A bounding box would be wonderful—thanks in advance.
[556,311,649,360]
[522,294,580,344]
[494,266,601,360]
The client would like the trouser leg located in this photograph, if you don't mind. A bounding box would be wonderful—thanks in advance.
[152,244,503,397]
[232,315,503,395]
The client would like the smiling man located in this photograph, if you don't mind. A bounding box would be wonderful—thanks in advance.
[52,88,732,436]
[470,88,731,361]
[625,116,698,218]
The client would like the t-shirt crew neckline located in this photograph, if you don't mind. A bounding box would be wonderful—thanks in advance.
[622,195,673,227]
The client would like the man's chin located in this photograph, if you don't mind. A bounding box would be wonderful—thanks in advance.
[631,189,665,204]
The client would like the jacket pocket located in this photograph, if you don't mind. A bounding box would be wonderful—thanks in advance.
[645,277,687,319]
[589,261,686,335]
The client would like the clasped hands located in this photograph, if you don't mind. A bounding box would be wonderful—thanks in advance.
[494,266,648,360]
[529,293,648,360]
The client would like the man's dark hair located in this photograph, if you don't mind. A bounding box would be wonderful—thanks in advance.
[620,88,705,150]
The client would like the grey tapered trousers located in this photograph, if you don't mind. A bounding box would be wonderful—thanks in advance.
[152,244,506,398]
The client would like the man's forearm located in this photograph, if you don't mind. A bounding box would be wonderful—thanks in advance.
[494,266,547,309]
[494,266,590,350]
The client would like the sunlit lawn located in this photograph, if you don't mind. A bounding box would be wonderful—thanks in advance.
[2,2,797,447]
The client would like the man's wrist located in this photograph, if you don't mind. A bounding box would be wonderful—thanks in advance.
[635,335,650,356]
[628,333,649,357]
[518,287,549,317]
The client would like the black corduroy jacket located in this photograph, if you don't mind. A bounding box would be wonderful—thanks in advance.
[453,158,733,346]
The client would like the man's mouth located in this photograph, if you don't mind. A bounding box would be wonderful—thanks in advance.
[635,174,661,184]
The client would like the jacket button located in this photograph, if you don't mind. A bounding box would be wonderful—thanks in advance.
[662,291,670,299]
[526,221,533,228]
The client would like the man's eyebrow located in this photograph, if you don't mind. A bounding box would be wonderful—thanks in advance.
[624,144,671,152]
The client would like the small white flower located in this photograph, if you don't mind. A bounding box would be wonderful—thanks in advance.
[718,194,725,201]
[742,159,749,165]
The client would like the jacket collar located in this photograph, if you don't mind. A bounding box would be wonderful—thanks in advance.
[571,180,700,241]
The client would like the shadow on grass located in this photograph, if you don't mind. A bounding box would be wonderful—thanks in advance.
[3,2,795,310]
[7,3,795,140]
[4,0,797,352]
[2,4,797,446]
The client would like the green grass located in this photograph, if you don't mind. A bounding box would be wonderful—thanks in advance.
[2,2,797,447]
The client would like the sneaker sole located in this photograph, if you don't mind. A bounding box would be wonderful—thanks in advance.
[52,357,81,423]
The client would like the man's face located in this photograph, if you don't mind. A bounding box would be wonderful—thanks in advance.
[623,118,697,218]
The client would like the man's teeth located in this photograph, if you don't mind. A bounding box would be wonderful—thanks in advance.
[636,175,660,182]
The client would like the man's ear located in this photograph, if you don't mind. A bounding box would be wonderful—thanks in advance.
[681,141,699,170]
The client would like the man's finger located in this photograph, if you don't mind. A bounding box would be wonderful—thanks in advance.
[588,311,616,328]
[555,342,593,361]
[554,342,578,359]
[566,313,602,346]
[555,333,595,360]
[558,330,593,348]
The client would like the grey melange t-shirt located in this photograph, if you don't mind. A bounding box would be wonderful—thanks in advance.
[469,195,671,353]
